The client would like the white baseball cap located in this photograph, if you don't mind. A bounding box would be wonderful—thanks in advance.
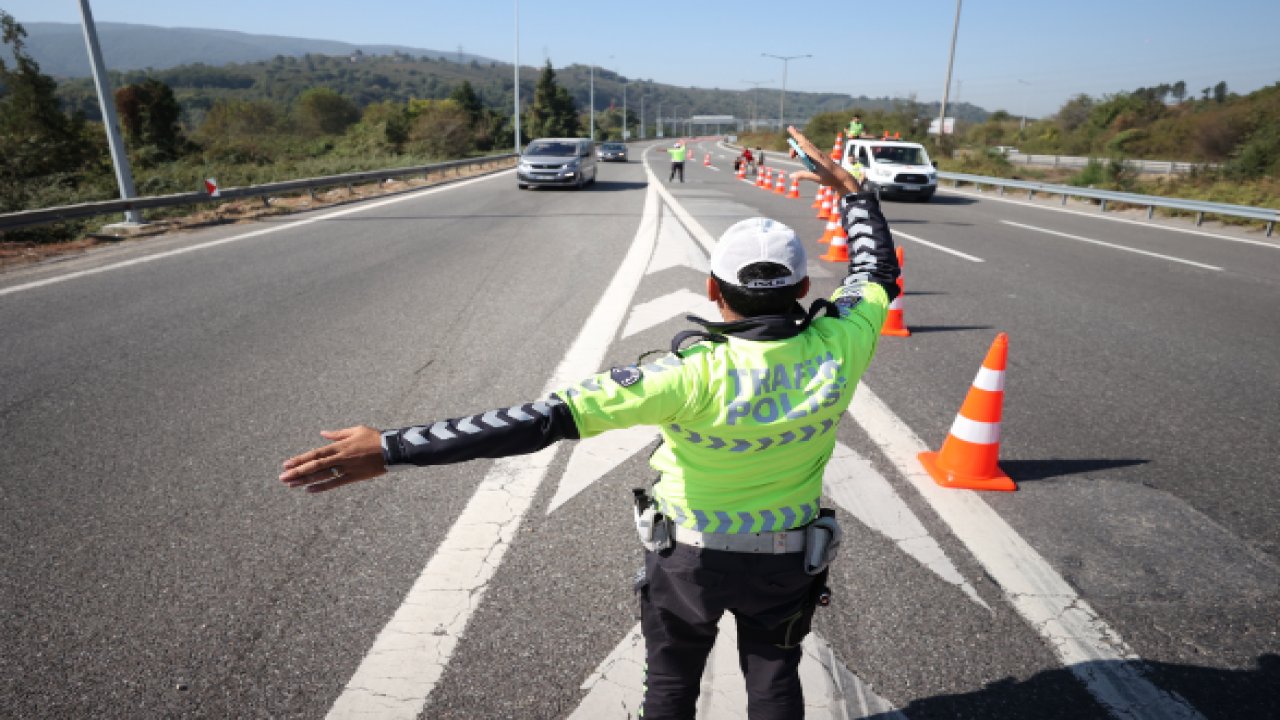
[710,217,807,288]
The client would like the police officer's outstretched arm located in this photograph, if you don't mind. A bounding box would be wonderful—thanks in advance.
[786,126,900,308]
[280,394,586,493]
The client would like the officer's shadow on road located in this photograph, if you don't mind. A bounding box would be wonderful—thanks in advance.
[860,655,1278,720]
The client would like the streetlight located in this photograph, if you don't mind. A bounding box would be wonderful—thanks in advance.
[78,0,141,225]
[742,79,771,131]
[513,0,521,152]
[761,53,810,129]
[938,0,962,142]
[1017,78,1031,132]
[589,63,595,141]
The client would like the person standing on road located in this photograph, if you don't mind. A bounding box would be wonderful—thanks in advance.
[278,126,900,720]
[667,141,688,182]
[847,113,865,138]
[756,145,766,170]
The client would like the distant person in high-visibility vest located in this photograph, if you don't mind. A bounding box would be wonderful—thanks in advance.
[667,141,688,182]
[847,114,865,138]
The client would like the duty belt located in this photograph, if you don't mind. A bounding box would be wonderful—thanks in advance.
[671,525,806,554]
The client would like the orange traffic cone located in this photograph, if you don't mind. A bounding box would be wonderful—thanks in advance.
[919,334,1016,492]
[881,292,910,336]
[704,152,712,167]
[830,133,843,161]
[774,170,788,194]
[817,213,839,244]
[786,175,801,199]
[736,160,746,180]
[819,227,848,262]
[757,167,770,189]
[811,184,826,209]
[818,188,834,220]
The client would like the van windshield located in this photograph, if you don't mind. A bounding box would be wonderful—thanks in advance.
[525,141,578,156]
[870,145,928,165]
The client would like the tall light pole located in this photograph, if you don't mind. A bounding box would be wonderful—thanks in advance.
[622,81,628,140]
[513,0,521,151]
[761,53,810,130]
[937,0,962,142]
[1017,78,1031,132]
[589,64,595,141]
[742,79,771,131]
[77,0,141,225]
[639,89,646,140]
[656,100,663,138]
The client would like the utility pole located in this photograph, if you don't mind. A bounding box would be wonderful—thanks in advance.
[589,64,595,141]
[938,0,962,146]
[742,79,771,132]
[77,0,142,225]
[761,54,810,130]
[513,0,521,152]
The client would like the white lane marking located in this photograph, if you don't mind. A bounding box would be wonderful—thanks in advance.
[325,184,661,720]
[0,170,514,298]
[825,442,990,611]
[847,386,1205,720]
[948,186,1278,249]
[546,425,656,515]
[1002,220,1223,271]
[648,205,711,275]
[621,288,718,339]
[892,229,986,263]
[643,159,718,254]
[570,621,902,720]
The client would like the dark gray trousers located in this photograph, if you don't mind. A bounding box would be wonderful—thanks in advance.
[638,543,819,719]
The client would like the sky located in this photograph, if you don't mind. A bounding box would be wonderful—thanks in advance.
[4,0,1278,119]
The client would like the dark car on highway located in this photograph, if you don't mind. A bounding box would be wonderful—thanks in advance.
[597,142,628,162]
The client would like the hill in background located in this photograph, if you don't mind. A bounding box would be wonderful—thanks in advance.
[28,21,987,126]
[22,21,495,78]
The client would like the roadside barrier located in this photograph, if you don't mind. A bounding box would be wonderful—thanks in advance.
[919,333,1017,492]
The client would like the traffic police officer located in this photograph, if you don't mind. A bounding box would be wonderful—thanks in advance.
[667,141,688,182]
[847,113,865,138]
[279,126,900,719]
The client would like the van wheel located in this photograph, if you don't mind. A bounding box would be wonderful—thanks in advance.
[517,183,528,189]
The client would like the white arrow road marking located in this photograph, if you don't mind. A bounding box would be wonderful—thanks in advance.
[325,185,661,720]
[547,425,659,515]
[824,442,991,612]
[621,289,719,339]
[847,386,1205,720]
[648,205,711,275]
[570,620,902,720]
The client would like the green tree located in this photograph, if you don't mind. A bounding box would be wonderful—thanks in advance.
[525,60,581,138]
[114,78,185,160]
[449,80,483,123]
[407,98,473,158]
[0,11,94,187]
[294,87,359,136]
[1212,81,1229,104]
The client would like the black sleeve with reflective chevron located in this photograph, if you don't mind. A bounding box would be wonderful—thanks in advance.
[835,191,901,303]
[379,394,580,467]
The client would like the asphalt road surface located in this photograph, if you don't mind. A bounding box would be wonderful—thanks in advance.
[2,141,1276,719]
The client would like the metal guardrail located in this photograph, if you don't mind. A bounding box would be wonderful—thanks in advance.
[1005,152,1211,175]
[0,153,517,232]
[939,171,1278,237]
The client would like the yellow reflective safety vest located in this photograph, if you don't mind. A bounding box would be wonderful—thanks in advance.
[561,283,890,534]
[667,146,688,162]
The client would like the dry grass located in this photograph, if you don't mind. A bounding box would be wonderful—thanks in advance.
[0,158,514,272]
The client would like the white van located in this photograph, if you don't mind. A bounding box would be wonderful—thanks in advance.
[841,138,938,201]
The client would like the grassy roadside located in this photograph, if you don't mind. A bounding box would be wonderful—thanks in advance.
[0,156,516,271]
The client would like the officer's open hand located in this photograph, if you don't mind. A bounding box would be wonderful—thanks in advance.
[786,126,861,197]
[279,425,386,493]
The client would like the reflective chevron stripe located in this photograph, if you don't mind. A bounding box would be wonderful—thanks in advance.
[656,498,821,534]
[667,420,836,454]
